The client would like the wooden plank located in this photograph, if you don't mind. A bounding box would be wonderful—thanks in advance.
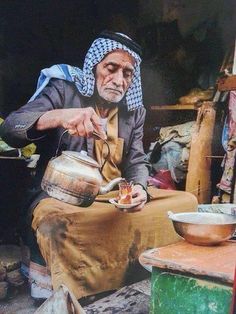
[185,102,216,203]
[84,280,150,313]
[150,104,197,110]
[139,240,236,284]
[217,75,236,91]
[205,156,224,159]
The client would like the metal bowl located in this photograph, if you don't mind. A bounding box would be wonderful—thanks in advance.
[168,211,236,246]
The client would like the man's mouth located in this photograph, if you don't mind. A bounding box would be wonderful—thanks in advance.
[105,88,122,95]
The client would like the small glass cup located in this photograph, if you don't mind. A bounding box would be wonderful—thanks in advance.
[118,181,133,204]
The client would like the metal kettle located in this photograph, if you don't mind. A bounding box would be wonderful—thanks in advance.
[41,131,123,206]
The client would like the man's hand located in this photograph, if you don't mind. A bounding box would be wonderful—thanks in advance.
[124,184,147,213]
[36,107,106,139]
[62,107,104,138]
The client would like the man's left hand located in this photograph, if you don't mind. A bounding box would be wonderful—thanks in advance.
[125,184,147,213]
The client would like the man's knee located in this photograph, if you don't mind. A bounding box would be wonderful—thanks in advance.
[182,191,198,207]
[36,215,68,243]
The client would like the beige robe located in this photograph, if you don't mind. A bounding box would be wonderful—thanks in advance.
[32,187,198,299]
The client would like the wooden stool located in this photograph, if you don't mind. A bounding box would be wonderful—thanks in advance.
[139,240,236,314]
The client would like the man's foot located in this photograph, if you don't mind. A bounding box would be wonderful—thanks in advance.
[31,281,53,300]
[29,261,53,300]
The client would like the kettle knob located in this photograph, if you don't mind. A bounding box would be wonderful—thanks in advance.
[80,150,88,156]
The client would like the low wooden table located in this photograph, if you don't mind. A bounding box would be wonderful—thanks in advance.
[139,240,236,314]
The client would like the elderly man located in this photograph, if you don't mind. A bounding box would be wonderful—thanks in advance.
[0,31,197,300]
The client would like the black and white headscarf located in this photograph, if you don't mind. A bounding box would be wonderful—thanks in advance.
[30,33,143,111]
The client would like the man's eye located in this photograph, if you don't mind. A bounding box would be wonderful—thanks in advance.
[107,65,115,72]
[124,71,133,79]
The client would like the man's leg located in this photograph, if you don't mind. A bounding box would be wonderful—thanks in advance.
[31,189,198,300]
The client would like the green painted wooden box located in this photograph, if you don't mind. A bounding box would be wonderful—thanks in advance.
[139,241,236,314]
[150,268,232,313]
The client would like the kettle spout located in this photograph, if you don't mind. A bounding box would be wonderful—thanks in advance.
[99,177,124,195]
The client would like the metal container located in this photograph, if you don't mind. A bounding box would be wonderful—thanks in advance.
[41,150,122,207]
[41,130,123,206]
[168,211,236,246]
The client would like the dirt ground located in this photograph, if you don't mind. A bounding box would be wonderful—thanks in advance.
[0,284,38,314]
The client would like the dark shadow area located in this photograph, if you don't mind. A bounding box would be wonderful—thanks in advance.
[0,1,227,116]
[0,157,32,244]
[0,0,139,117]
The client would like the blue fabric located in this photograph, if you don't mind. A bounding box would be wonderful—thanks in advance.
[222,116,229,152]
[29,36,143,111]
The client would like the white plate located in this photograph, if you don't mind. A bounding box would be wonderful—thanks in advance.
[109,198,140,209]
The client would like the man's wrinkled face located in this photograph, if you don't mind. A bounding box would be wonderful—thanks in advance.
[95,50,135,103]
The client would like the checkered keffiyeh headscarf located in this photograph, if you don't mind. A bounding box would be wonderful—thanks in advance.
[30,33,143,111]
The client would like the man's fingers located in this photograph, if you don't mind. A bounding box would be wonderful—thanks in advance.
[76,123,86,137]
[90,109,101,126]
[89,110,106,139]
[84,117,95,137]
[128,201,146,212]
[68,128,77,136]
[67,122,86,137]
[132,186,147,206]
[121,202,144,213]
[132,194,147,204]
[63,107,106,139]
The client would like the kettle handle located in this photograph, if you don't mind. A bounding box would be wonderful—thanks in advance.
[55,130,111,171]
[55,130,68,157]
[93,131,111,172]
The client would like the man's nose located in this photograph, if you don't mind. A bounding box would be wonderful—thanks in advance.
[112,70,123,86]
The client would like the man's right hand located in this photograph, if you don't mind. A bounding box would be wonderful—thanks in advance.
[36,107,106,139]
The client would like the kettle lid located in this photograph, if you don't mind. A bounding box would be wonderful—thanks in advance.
[62,150,100,168]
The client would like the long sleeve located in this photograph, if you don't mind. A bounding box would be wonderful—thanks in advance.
[0,79,65,148]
